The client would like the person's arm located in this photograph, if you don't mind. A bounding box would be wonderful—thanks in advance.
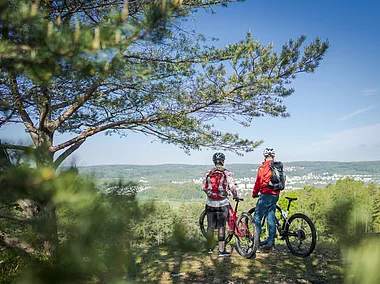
[252,166,264,197]
[253,164,271,197]
[225,170,238,198]
[202,170,210,194]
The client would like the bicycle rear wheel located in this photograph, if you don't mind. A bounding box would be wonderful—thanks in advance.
[199,210,233,244]
[234,212,258,259]
[284,213,317,257]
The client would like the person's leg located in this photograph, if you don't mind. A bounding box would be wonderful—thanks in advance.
[217,227,226,252]
[253,196,266,242]
[266,194,279,246]
[216,205,230,256]
[206,205,217,250]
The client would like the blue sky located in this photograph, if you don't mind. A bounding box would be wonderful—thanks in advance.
[1,0,379,166]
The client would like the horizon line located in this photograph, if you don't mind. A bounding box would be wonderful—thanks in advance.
[67,160,380,167]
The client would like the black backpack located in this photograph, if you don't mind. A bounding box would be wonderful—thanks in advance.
[268,161,286,191]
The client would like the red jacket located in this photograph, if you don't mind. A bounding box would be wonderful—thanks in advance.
[252,159,280,196]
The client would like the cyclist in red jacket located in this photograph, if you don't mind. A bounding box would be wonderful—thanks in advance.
[252,148,280,251]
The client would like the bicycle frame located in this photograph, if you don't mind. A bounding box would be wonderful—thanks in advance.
[259,198,297,240]
[277,197,297,236]
[228,200,251,238]
[273,204,289,237]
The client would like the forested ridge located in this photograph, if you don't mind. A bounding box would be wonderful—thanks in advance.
[77,160,380,180]
[74,161,380,202]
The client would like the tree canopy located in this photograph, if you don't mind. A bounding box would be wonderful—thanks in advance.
[1,0,329,168]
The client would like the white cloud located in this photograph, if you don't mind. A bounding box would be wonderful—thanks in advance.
[314,124,380,146]
[304,124,380,161]
[339,105,376,121]
[362,89,378,96]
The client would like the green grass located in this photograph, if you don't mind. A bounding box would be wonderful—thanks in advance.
[125,241,344,283]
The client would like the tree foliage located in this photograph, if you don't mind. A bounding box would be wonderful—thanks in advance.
[282,179,380,241]
[0,162,148,283]
[0,0,329,168]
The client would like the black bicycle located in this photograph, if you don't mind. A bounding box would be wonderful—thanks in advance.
[248,196,317,258]
[199,198,259,259]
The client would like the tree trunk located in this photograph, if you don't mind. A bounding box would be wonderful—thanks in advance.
[34,129,59,261]
[40,204,59,261]
[17,199,59,262]
[0,145,12,171]
[18,127,58,262]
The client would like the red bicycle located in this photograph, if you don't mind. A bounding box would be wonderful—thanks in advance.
[199,197,258,258]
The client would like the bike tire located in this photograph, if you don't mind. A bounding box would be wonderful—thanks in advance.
[199,210,233,244]
[234,212,258,259]
[284,213,317,258]
[199,210,208,239]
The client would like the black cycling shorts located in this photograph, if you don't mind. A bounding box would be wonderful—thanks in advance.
[205,205,229,229]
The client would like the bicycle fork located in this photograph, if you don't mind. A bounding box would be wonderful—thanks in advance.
[231,201,252,238]
[228,205,236,233]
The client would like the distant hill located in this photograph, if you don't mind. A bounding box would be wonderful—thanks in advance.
[283,161,380,175]
[77,161,380,183]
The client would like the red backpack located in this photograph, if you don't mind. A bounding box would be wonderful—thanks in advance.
[205,168,228,199]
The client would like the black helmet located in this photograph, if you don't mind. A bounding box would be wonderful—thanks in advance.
[212,152,225,165]
[263,148,275,158]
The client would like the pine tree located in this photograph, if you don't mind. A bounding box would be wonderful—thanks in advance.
[0,0,329,261]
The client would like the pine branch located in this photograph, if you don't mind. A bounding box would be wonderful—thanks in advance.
[9,76,38,145]
[50,94,220,154]
[53,139,85,168]
[51,81,102,130]
[0,143,34,152]
[0,110,17,127]
[0,232,35,257]
[0,214,33,224]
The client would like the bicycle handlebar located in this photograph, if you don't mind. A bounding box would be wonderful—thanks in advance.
[233,197,244,202]
[285,197,298,201]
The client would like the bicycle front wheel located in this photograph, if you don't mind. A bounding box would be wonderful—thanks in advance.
[234,212,258,259]
[199,210,233,244]
[284,213,317,257]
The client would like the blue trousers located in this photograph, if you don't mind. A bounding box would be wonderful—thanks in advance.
[253,194,279,245]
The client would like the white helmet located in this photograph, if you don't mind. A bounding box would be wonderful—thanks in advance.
[263,148,275,158]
